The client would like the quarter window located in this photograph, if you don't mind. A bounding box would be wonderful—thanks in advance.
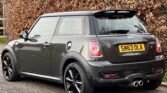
[29,17,59,38]
[57,17,84,35]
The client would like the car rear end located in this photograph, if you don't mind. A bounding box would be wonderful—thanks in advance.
[86,10,165,87]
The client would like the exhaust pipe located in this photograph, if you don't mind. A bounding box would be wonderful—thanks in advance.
[130,80,144,87]
[131,81,139,87]
[138,80,144,87]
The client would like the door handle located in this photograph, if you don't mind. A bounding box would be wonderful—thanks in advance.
[43,42,50,48]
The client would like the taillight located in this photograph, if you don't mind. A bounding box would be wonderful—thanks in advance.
[156,38,162,53]
[89,40,103,57]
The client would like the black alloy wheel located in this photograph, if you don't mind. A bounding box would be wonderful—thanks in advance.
[64,66,82,93]
[2,53,20,81]
[64,63,94,93]
[2,55,13,79]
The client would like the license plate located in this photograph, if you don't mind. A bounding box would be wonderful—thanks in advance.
[119,44,145,53]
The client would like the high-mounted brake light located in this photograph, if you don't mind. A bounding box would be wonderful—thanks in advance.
[156,38,162,53]
[89,40,103,57]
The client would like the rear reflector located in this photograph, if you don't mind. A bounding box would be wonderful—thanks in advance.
[100,73,120,79]
[152,68,163,74]
[156,38,162,53]
[89,40,103,57]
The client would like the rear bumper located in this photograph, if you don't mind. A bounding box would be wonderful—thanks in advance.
[86,55,165,87]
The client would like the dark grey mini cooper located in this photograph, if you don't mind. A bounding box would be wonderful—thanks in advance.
[1,10,165,93]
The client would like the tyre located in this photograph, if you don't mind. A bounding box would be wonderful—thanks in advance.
[63,62,94,93]
[142,79,162,90]
[2,53,20,81]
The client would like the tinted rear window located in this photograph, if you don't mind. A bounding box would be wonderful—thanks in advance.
[94,14,147,35]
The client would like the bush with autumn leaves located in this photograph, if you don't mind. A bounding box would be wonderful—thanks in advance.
[4,0,167,63]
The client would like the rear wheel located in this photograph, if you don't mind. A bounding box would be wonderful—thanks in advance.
[2,53,20,81]
[64,62,94,93]
[142,79,162,90]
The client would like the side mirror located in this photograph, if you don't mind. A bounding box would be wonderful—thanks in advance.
[20,31,28,39]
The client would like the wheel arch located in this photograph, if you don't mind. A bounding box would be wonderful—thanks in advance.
[60,52,92,83]
[1,46,20,70]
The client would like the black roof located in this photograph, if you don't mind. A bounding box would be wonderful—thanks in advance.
[41,10,137,17]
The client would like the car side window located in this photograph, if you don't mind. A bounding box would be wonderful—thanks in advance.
[28,17,59,38]
[57,16,84,35]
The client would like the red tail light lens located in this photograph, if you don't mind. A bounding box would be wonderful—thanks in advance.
[156,38,162,53]
[89,40,103,57]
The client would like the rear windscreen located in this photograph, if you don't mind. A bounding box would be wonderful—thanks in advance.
[94,14,147,35]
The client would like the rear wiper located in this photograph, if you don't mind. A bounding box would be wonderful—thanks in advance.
[102,30,129,34]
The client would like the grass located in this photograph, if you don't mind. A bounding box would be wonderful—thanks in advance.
[0,38,7,44]
[163,65,167,82]
[163,72,167,81]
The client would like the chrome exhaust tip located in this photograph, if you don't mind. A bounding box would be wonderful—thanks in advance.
[138,80,144,87]
[131,81,139,87]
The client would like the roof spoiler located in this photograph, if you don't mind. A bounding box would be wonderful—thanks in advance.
[94,10,137,15]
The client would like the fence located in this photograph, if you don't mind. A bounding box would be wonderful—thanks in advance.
[0,17,5,36]
[0,0,5,36]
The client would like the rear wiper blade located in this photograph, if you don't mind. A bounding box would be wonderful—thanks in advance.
[102,30,129,34]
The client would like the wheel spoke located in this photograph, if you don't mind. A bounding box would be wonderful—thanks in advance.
[68,91,72,93]
[68,91,74,93]
[66,77,73,82]
[6,57,10,62]
[76,81,82,85]
[69,70,74,79]
[8,67,13,73]
[3,61,8,66]
[8,69,12,77]
[74,84,81,93]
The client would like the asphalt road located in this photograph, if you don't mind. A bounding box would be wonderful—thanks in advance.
[0,45,167,93]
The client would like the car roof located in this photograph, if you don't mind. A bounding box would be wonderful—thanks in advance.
[41,11,98,17]
[41,10,137,17]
